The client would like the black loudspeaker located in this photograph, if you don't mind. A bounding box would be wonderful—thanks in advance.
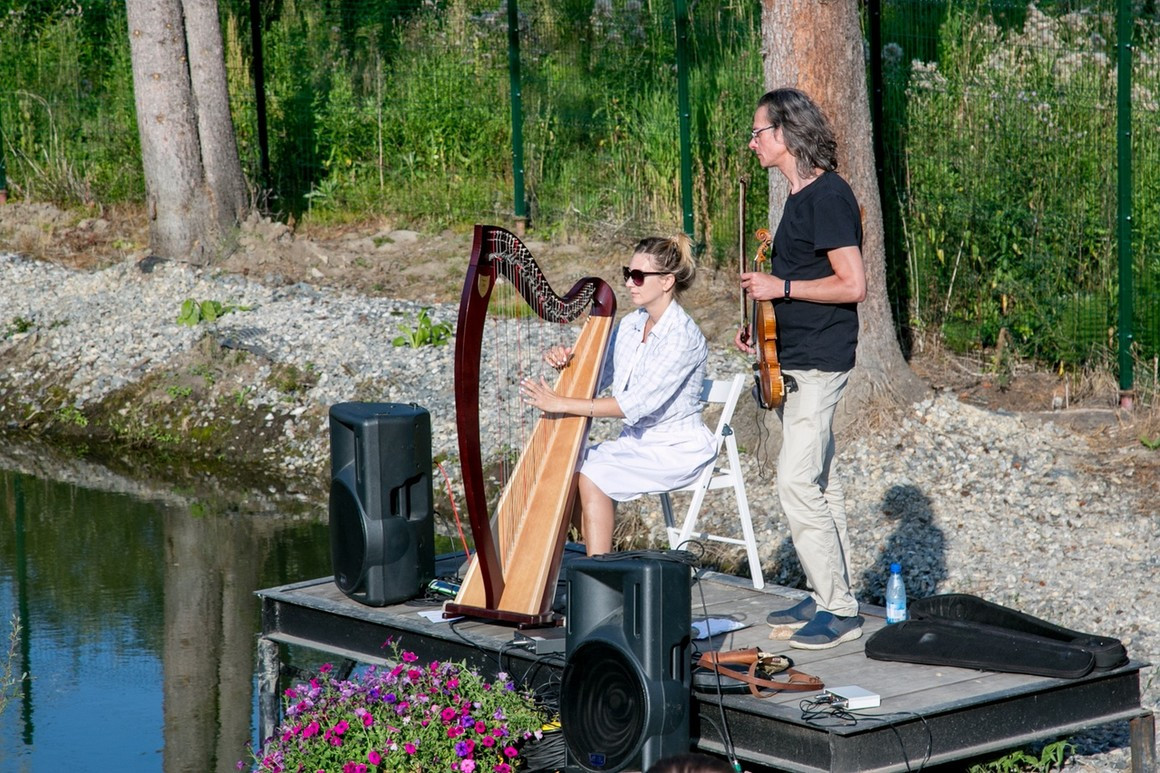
[328,402,435,606]
[561,554,692,772]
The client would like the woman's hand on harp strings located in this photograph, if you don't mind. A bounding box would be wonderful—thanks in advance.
[544,345,574,370]
[520,376,567,414]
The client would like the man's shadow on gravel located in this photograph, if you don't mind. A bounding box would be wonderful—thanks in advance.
[763,484,947,606]
[859,484,947,606]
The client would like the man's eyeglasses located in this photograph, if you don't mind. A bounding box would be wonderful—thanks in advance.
[749,125,776,141]
[622,267,669,286]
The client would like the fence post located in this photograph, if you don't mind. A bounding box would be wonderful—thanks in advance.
[673,0,694,238]
[0,97,7,204]
[249,0,271,196]
[507,0,527,235]
[1116,0,1134,408]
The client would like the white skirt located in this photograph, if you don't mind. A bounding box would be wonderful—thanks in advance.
[580,422,717,502]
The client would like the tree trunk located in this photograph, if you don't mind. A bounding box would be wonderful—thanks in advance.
[760,0,927,432]
[183,0,248,229]
[126,0,248,265]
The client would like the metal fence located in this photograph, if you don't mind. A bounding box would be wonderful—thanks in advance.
[0,0,1157,395]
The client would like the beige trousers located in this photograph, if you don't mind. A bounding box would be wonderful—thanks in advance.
[777,368,858,618]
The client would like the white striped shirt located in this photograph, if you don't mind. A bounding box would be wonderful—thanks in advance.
[598,302,708,430]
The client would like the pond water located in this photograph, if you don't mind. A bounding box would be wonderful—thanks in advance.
[0,464,333,772]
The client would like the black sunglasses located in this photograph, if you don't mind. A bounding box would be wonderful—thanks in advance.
[622,267,669,286]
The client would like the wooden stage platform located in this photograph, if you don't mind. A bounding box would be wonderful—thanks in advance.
[256,552,1155,772]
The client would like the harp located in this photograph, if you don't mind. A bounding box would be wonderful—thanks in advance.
[445,224,617,626]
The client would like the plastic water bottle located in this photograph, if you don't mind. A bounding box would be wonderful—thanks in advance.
[885,562,907,623]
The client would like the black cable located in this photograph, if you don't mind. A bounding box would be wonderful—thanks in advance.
[690,562,743,772]
[797,698,934,772]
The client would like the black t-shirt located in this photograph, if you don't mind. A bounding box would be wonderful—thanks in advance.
[770,171,861,372]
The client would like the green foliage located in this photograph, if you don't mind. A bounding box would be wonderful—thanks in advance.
[392,307,452,348]
[53,404,88,427]
[4,316,34,338]
[969,739,1074,772]
[0,2,140,203]
[897,2,1159,366]
[176,298,250,327]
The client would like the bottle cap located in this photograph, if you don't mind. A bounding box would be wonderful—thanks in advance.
[890,562,901,573]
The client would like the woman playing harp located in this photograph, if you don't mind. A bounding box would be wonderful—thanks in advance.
[521,233,717,555]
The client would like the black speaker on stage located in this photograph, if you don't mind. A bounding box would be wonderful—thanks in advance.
[561,554,692,772]
[328,402,435,606]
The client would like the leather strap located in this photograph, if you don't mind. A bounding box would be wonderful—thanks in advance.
[696,649,824,699]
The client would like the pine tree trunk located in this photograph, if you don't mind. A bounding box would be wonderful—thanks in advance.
[759,0,927,433]
[126,0,248,265]
[183,0,248,230]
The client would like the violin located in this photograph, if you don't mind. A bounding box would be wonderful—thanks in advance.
[739,177,784,410]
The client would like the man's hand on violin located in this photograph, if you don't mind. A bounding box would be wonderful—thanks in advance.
[734,324,754,355]
[740,271,780,302]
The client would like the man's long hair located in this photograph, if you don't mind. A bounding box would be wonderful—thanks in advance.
[757,88,839,180]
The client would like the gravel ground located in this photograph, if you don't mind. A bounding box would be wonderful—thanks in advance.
[1,251,1156,769]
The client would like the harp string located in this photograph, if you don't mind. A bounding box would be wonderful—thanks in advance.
[483,269,581,569]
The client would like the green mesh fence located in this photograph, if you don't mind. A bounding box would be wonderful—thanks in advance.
[0,0,1157,381]
[876,0,1160,381]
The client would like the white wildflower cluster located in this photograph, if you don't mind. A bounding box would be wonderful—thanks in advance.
[908,60,947,93]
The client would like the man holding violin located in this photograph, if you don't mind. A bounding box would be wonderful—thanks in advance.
[735,87,867,650]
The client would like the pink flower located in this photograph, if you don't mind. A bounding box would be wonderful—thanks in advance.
[474,721,487,734]
[404,743,417,755]
[402,651,419,663]
[503,745,518,758]
[367,750,382,765]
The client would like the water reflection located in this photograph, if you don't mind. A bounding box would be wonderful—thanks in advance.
[0,465,331,772]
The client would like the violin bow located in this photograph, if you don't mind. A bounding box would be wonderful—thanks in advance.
[739,175,749,340]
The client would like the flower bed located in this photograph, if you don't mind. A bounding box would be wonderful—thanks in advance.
[246,646,549,772]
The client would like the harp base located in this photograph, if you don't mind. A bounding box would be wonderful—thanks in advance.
[442,601,563,629]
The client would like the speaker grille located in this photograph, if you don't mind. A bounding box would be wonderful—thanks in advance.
[561,640,647,771]
[329,477,366,594]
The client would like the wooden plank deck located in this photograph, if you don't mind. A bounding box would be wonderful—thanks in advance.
[255,551,1154,773]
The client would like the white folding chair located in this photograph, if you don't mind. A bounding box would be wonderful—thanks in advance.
[657,373,764,589]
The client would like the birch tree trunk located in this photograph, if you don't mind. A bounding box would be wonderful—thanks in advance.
[126,0,247,265]
[760,0,927,428]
